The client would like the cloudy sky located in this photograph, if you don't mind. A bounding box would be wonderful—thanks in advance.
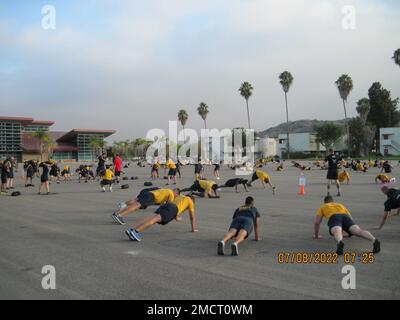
[0,0,399,141]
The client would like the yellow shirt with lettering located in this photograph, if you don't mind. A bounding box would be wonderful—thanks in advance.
[104,169,114,181]
[151,189,175,204]
[316,203,351,220]
[198,180,217,194]
[173,195,195,216]
[167,160,177,169]
[376,174,390,183]
[256,170,270,181]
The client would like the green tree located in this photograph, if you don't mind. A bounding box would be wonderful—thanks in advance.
[89,137,107,158]
[314,122,344,153]
[178,109,189,142]
[239,82,254,130]
[335,74,354,156]
[197,102,209,130]
[45,138,57,159]
[356,98,371,123]
[279,71,294,159]
[353,98,375,157]
[32,129,51,161]
[393,48,400,67]
[367,82,400,144]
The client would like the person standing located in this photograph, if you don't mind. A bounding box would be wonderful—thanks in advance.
[324,149,342,197]
[96,153,107,179]
[113,154,123,184]
[38,161,51,195]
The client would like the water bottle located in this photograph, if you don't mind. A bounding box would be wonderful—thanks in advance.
[299,173,306,186]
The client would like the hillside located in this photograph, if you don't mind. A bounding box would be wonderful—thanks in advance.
[259,119,345,138]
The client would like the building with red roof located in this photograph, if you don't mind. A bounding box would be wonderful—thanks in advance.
[0,116,115,162]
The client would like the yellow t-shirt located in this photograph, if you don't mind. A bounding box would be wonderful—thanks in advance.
[167,160,176,169]
[368,161,374,167]
[104,169,114,180]
[316,203,351,220]
[339,171,350,182]
[63,166,70,171]
[256,170,270,181]
[199,180,217,194]
[173,195,195,216]
[151,189,175,204]
[376,174,390,183]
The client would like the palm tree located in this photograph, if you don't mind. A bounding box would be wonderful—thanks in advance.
[178,109,189,143]
[90,137,107,159]
[393,49,400,68]
[32,129,51,161]
[335,74,354,156]
[197,102,209,130]
[89,137,101,157]
[356,98,371,124]
[239,82,254,130]
[279,71,294,159]
[45,138,57,159]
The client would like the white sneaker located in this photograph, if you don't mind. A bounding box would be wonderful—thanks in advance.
[118,202,127,210]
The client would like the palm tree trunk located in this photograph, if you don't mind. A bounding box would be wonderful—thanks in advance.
[285,92,290,160]
[40,142,43,162]
[246,100,251,130]
[204,119,208,161]
[342,99,351,157]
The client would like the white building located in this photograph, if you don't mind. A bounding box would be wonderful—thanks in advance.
[380,128,400,156]
[255,137,278,158]
[278,133,325,155]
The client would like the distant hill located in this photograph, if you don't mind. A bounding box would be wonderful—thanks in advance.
[259,119,345,138]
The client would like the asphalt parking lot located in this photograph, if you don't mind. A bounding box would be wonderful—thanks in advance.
[0,162,399,300]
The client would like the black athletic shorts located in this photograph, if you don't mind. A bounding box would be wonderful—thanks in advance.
[327,168,339,180]
[1,172,7,184]
[101,179,113,186]
[168,168,177,176]
[155,203,179,225]
[8,170,14,179]
[137,191,156,208]
[41,175,49,183]
[26,169,35,178]
[230,216,254,238]
[214,164,220,171]
[328,214,355,236]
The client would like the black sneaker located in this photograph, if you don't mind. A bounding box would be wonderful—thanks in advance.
[231,243,239,256]
[337,192,342,197]
[217,241,225,256]
[336,241,345,255]
[373,240,381,254]
[112,212,125,225]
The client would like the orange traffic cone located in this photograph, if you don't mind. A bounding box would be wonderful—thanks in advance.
[299,184,306,196]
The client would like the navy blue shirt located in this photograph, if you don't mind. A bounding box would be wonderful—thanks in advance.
[233,206,260,224]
